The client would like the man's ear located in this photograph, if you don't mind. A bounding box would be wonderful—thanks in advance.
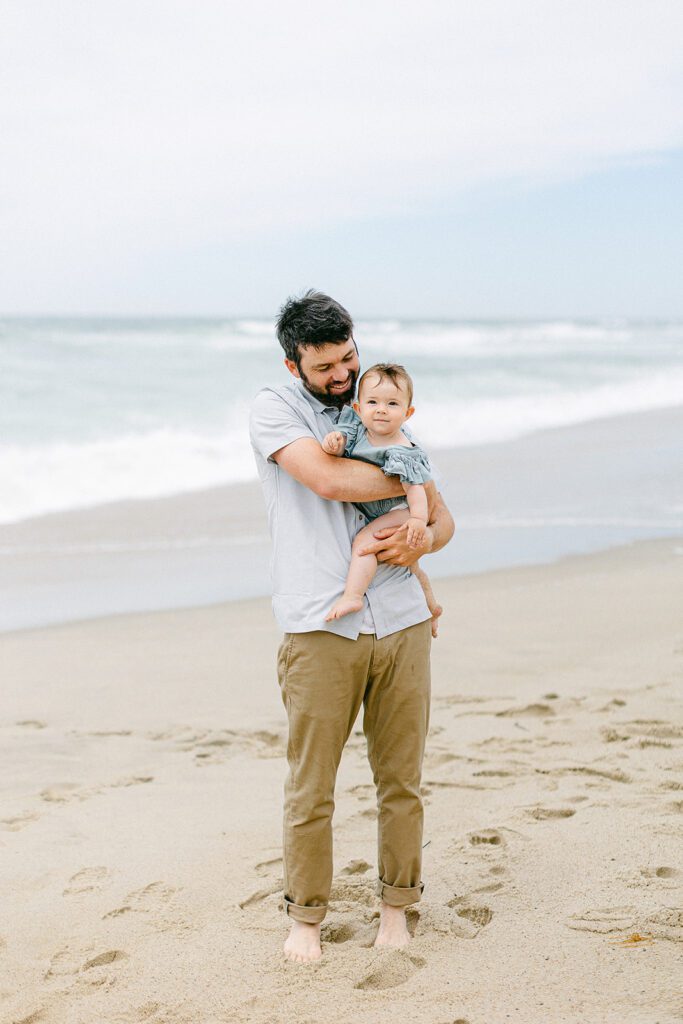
[284,358,300,379]
[404,406,415,420]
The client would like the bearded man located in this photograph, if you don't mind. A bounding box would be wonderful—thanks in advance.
[249,290,454,962]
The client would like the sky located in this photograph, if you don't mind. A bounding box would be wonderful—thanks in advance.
[1,0,682,317]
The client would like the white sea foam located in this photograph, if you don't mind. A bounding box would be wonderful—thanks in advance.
[0,429,256,525]
[411,368,683,449]
[1,317,682,525]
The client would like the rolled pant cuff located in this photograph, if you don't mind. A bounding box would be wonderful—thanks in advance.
[375,880,424,907]
[284,896,327,924]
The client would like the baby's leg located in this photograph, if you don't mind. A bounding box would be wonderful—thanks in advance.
[325,508,411,622]
[411,561,443,638]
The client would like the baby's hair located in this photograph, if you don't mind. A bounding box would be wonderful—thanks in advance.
[358,363,414,406]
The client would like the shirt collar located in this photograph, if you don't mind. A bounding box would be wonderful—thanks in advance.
[295,379,343,421]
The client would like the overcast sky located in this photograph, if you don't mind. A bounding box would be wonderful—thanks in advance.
[1,0,682,317]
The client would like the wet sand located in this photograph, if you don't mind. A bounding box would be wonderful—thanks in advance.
[1,536,682,1023]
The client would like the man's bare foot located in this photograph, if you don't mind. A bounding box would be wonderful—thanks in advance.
[374,903,410,948]
[284,920,322,963]
[324,594,364,621]
[430,603,443,638]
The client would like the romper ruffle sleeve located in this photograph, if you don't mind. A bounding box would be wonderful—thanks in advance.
[382,446,432,484]
[335,406,363,453]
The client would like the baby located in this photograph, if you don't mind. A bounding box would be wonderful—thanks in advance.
[322,362,442,637]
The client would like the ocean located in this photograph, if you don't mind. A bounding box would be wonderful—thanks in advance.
[2,317,683,526]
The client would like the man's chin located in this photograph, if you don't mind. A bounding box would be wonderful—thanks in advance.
[325,386,354,407]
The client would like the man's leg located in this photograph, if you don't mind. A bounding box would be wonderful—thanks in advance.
[362,619,431,946]
[277,630,372,960]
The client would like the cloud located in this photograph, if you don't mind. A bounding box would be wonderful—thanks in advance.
[1,0,682,308]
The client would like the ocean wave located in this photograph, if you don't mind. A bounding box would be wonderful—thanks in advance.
[1,371,681,526]
[0,428,257,526]
[411,369,683,448]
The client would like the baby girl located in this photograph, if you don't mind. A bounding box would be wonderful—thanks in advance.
[322,362,442,637]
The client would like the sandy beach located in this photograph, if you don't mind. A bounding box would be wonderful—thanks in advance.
[1,535,682,1023]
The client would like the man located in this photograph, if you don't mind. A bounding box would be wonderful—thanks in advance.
[249,290,454,963]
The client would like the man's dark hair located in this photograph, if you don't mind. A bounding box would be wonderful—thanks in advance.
[276,290,354,363]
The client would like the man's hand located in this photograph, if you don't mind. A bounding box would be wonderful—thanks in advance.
[358,522,434,566]
[321,431,345,456]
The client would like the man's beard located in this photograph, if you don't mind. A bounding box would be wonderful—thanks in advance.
[298,366,358,409]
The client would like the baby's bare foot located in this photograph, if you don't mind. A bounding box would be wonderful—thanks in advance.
[374,903,410,948]
[284,921,322,963]
[324,595,364,621]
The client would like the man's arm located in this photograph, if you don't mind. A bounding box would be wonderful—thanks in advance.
[273,437,404,503]
[358,490,455,566]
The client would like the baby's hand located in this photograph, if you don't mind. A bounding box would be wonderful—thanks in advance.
[322,431,345,455]
[405,517,427,549]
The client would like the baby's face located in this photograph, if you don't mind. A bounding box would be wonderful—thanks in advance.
[354,375,414,438]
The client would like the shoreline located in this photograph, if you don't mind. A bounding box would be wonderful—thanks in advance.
[1,404,681,633]
[1,535,681,1022]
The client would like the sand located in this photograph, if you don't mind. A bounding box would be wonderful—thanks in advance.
[1,537,682,1023]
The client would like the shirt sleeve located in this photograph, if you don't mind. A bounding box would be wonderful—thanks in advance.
[249,388,315,462]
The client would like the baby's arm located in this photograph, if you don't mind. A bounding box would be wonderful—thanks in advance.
[321,430,348,456]
[403,482,429,548]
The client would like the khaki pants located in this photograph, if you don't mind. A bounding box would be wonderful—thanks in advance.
[276,619,431,924]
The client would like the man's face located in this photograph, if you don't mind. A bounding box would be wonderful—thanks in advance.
[285,338,360,408]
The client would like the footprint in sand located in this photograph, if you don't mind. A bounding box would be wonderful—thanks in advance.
[471,881,505,895]
[41,783,87,803]
[526,805,576,821]
[568,905,683,944]
[643,866,681,880]
[444,897,491,937]
[469,828,505,846]
[496,702,555,719]
[341,859,372,875]
[645,908,683,942]
[455,904,493,928]
[1,811,40,832]
[621,866,683,892]
[103,881,176,919]
[322,920,359,944]
[63,866,110,896]
[82,949,128,970]
[330,877,376,908]
[12,1011,44,1024]
[566,905,637,934]
[255,857,283,877]
[355,952,426,991]
[541,765,632,785]
[41,776,153,805]
[45,946,128,979]
[348,783,374,801]
[164,726,287,764]
[238,883,281,909]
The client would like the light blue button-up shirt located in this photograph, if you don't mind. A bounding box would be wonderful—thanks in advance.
[249,379,431,640]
